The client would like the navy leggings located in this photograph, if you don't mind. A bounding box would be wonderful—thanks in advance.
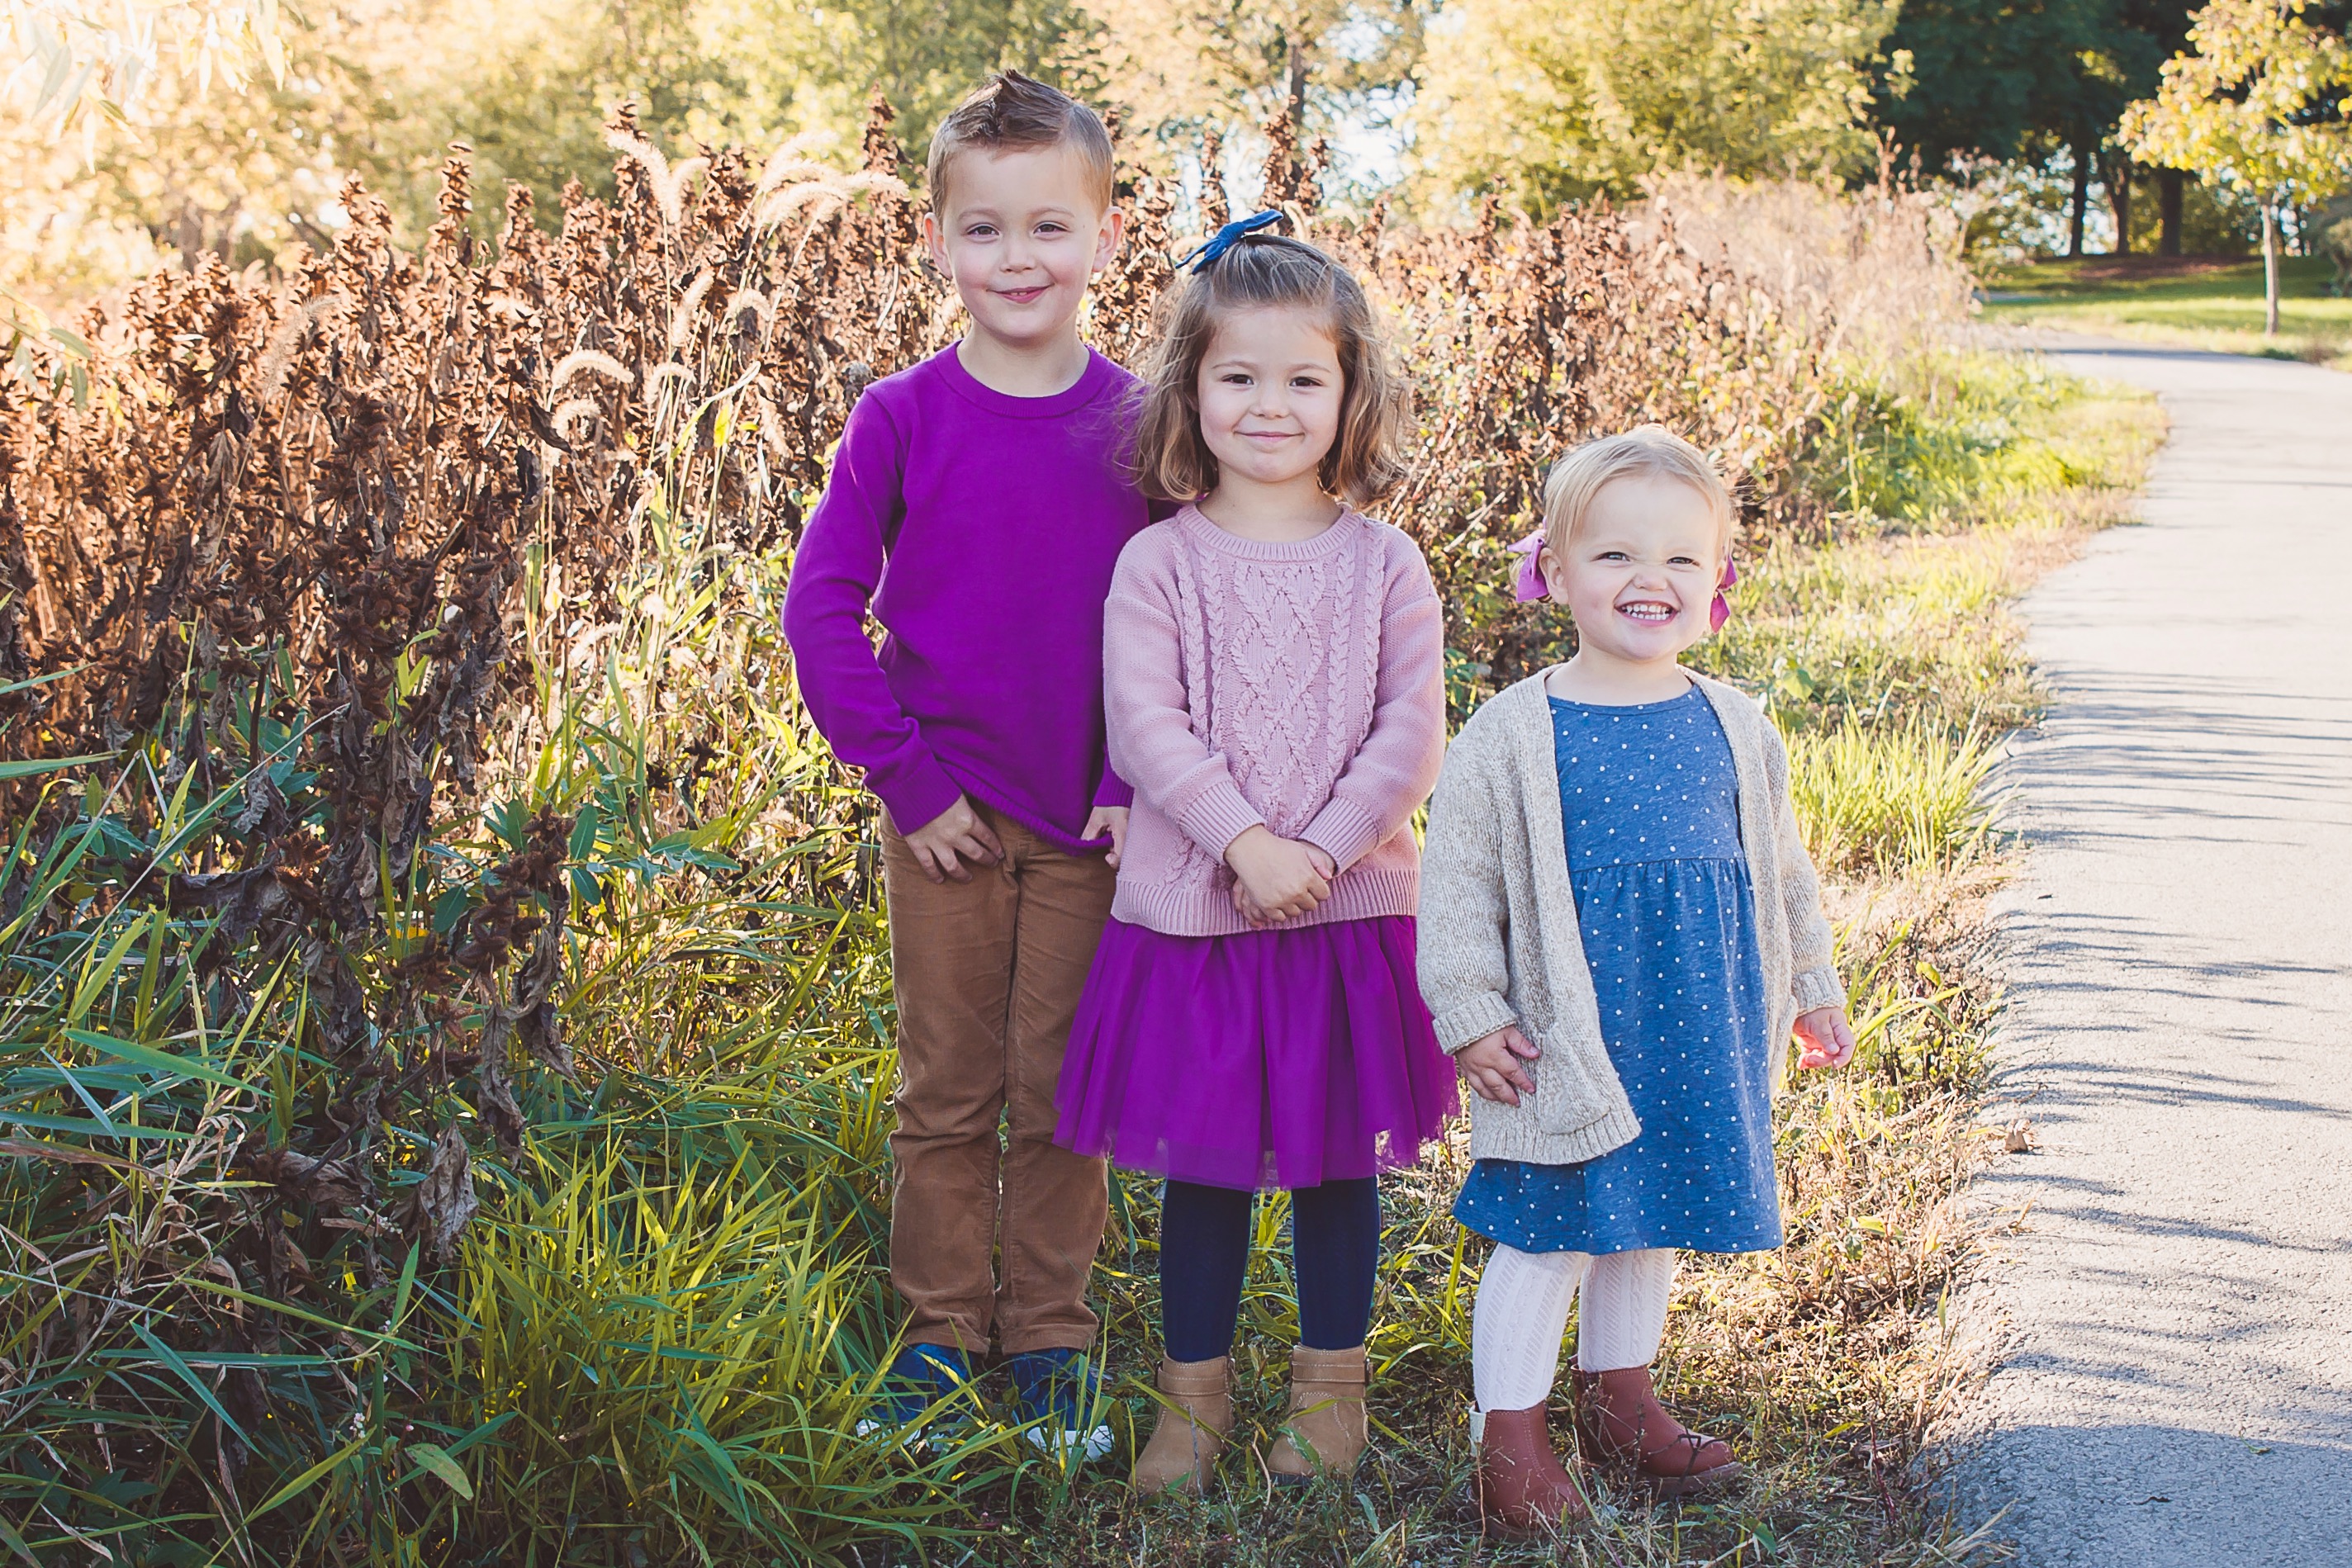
[1159,1177,1380,1362]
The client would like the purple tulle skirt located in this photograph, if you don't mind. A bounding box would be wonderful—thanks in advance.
[1055,915,1460,1192]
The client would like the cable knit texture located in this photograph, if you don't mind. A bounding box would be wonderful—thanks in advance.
[1104,505,1446,937]
[1417,669,1846,1166]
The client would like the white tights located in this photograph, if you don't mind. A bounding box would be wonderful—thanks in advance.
[1470,1245,1677,1412]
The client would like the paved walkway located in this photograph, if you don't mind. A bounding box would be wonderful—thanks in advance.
[1943,339,2352,1565]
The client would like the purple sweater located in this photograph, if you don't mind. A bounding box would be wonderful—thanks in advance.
[781,344,1153,851]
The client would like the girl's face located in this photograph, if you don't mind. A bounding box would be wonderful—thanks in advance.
[1194,306,1345,492]
[1540,474,1724,666]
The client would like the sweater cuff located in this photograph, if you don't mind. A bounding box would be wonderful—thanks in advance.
[875,757,965,841]
[1434,993,1520,1055]
[1298,797,1387,873]
[1792,965,1846,1014]
[1175,778,1266,860]
[1092,767,1135,811]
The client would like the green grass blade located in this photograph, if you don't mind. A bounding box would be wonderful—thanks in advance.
[62,1029,249,1092]
[130,1321,249,1443]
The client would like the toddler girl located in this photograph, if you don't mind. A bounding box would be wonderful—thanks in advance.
[1054,218,1455,1494]
[1417,428,1856,1531]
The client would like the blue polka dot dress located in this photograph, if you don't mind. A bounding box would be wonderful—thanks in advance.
[1453,686,1782,1255]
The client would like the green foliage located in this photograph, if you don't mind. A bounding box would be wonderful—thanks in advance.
[1087,0,1424,162]
[1874,0,2188,171]
[1809,354,2084,526]
[1412,0,1896,208]
[1784,718,2002,877]
[2122,0,2352,203]
[1,0,288,132]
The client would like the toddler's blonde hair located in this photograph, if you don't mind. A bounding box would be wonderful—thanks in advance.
[1538,426,1736,567]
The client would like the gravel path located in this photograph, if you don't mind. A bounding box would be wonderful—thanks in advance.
[1942,339,2352,1565]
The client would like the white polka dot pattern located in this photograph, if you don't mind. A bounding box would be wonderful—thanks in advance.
[1454,688,1782,1256]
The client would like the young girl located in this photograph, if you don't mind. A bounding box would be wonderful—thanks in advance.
[1418,428,1857,1531]
[1053,220,1456,1494]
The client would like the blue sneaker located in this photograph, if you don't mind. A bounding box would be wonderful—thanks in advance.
[1006,1348,1113,1462]
[857,1343,974,1444]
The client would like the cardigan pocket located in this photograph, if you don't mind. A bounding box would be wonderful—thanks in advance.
[1529,1026,1623,1135]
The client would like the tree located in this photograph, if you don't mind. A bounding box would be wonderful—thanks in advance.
[1411,0,1895,211]
[1873,0,2103,170]
[4,0,297,342]
[2,0,286,135]
[1871,0,2193,256]
[2123,0,2352,329]
[2,0,1102,304]
[1084,0,1423,187]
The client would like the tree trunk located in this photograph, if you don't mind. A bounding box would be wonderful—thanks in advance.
[2110,161,2134,254]
[1285,36,1308,130]
[2160,170,2184,256]
[2068,135,2092,258]
[2262,201,2281,335]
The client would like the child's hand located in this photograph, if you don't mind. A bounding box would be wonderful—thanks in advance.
[1083,806,1129,869]
[1459,1025,1540,1106]
[1223,827,1331,924]
[900,796,1005,883]
[1229,842,1336,924]
[1794,1007,1857,1070]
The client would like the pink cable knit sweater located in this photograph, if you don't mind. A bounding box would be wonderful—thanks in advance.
[1102,505,1448,937]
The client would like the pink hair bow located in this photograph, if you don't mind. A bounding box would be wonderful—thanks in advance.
[1508,529,1548,602]
[1710,552,1738,632]
[1507,529,1740,630]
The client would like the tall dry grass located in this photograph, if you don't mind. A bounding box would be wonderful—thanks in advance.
[1637,168,1979,382]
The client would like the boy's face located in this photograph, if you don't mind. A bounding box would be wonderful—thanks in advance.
[923,145,1122,356]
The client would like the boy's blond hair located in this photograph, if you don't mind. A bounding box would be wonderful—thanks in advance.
[1539,426,1736,564]
[926,70,1115,213]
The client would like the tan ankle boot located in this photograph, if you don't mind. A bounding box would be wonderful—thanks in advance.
[1572,1367,1742,1497]
[1267,1344,1368,1480]
[1473,1405,1589,1534]
[1131,1356,1231,1495]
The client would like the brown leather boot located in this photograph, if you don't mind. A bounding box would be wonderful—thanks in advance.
[1267,1345,1368,1480]
[1473,1404,1590,1534]
[1131,1356,1231,1495]
[1572,1367,1743,1497]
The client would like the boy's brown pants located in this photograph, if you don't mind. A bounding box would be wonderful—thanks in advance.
[881,803,1113,1356]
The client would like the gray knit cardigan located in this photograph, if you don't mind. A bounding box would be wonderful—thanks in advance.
[1416,669,1847,1167]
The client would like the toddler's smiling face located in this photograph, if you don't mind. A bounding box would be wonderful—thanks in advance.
[1540,473,1725,669]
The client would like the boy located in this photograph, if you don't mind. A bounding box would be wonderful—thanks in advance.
[781,70,1145,1460]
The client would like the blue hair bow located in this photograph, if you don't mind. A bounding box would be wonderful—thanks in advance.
[1178,209,1284,273]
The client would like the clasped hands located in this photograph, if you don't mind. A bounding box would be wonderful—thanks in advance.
[1458,1005,1859,1106]
[1223,824,1337,926]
